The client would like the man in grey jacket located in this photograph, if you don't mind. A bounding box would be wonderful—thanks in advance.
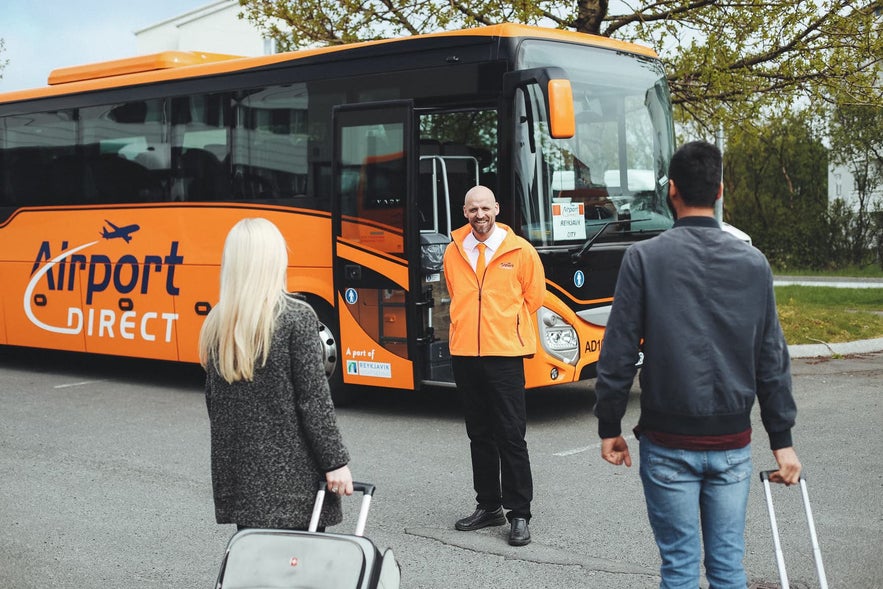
[593,141,801,589]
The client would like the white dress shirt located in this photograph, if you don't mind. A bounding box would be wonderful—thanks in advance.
[463,225,507,272]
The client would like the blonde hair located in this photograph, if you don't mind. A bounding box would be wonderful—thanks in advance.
[198,218,289,383]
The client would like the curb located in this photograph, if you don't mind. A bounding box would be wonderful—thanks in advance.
[775,277,883,289]
[789,337,883,359]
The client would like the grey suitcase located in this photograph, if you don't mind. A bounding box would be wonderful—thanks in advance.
[759,471,828,589]
[214,482,400,588]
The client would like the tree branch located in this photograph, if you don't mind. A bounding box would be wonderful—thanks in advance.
[449,1,495,26]
[378,0,422,35]
[604,0,718,37]
[724,3,841,71]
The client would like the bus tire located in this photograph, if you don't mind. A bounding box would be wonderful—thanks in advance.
[312,302,354,407]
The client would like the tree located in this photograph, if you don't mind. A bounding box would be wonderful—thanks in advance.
[828,101,883,266]
[237,0,883,133]
[723,111,830,269]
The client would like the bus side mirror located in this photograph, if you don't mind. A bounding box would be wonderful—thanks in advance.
[547,79,575,139]
[503,67,575,140]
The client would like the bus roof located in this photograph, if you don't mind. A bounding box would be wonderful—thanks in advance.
[0,23,658,104]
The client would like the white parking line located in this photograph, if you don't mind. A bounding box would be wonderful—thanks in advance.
[54,380,103,389]
[554,434,635,457]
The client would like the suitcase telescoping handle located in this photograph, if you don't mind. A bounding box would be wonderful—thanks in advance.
[309,481,376,537]
[759,471,828,589]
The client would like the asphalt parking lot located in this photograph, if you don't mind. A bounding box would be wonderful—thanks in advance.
[0,347,881,588]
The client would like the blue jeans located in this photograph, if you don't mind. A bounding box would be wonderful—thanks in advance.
[639,437,752,589]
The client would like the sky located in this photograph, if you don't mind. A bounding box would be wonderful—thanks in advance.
[0,0,212,93]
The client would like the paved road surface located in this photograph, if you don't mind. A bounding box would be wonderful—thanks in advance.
[1,348,881,588]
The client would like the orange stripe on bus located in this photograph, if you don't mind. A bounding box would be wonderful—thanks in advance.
[545,278,614,306]
[335,240,409,290]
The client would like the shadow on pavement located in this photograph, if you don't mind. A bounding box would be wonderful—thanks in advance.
[0,345,205,390]
[0,344,601,423]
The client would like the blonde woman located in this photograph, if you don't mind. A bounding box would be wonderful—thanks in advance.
[199,218,353,532]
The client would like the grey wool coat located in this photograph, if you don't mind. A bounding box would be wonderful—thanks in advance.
[205,296,350,529]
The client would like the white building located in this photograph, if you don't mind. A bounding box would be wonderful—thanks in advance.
[830,162,883,213]
[830,166,873,211]
[134,0,274,57]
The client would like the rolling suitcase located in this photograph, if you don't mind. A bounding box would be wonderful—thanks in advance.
[214,481,401,589]
[759,471,828,589]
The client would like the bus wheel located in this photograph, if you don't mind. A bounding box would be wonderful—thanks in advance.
[314,305,353,406]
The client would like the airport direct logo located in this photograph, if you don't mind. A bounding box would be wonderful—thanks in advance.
[24,220,184,342]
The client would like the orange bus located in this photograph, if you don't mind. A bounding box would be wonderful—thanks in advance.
[0,24,675,403]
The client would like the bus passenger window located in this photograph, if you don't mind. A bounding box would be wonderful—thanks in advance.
[91,154,163,203]
[80,99,169,203]
[179,148,230,201]
[2,111,76,206]
[174,93,233,201]
[235,85,309,201]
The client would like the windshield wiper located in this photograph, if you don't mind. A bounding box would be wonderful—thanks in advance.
[570,218,650,262]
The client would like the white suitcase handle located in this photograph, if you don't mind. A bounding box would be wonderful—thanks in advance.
[309,481,375,536]
[759,471,828,589]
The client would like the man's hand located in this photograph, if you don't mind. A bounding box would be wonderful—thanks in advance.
[769,447,802,486]
[601,436,632,467]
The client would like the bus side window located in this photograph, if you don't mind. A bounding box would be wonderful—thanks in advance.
[80,99,169,204]
[49,154,89,204]
[235,85,309,202]
[91,153,163,203]
[3,111,77,206]
[5,149,51,205]
[0,152,7,206]
[180,148,230,201]
[175,93,233,201]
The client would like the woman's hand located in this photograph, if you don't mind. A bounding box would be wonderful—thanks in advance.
[325,465,354,496]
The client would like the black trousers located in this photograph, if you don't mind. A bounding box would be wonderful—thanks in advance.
[452,355,533,521]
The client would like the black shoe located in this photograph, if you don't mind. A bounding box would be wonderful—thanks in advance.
[508,517,531,546]
[455,507,506,531]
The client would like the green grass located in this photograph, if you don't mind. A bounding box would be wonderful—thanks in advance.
[776,285,883,345]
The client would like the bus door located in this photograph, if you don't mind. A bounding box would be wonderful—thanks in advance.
[333,101,437,391]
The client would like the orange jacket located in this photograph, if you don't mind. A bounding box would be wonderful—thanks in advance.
[443,223,546,357]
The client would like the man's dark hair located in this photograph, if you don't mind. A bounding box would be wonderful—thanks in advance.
[667,141,722,208]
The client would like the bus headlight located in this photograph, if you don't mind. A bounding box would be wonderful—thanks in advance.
[537,308,579,365]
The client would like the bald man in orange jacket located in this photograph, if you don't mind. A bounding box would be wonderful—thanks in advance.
[443,185,545,547]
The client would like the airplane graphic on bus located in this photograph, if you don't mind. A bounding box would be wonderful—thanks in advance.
[101,220,140,243]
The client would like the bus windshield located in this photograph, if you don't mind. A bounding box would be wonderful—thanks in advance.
[515,40,675,247]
